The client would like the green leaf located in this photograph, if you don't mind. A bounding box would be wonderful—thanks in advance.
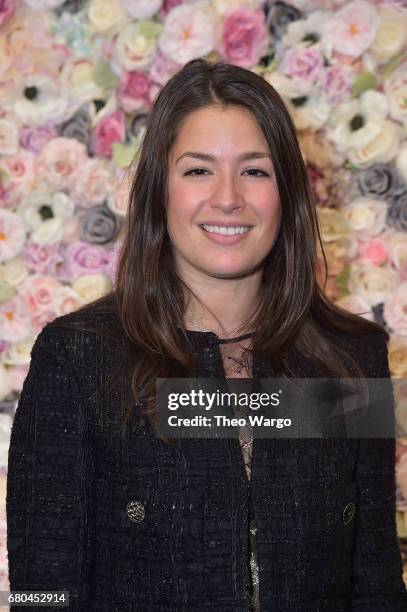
[112,140,139,168]
[137,20,164,38]
[396,511,407,538]
[0,285,16,303]
[351,71,377,98]
[92,62,119,90]
[334,266,351,292]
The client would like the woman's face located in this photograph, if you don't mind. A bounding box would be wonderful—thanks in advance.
[167,104,281,280]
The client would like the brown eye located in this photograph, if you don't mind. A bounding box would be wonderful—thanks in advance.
[184,168,210,176]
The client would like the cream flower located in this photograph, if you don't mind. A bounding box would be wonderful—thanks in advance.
[347,119,402,168]
[3,336,34,367]
[0,257,28,287]
[396,142,407,184]
[59,58,106,104]
[286,96,331,131]
[87,0,129,35]
[370,6,407,62]
[323,0,380,58]
[282,10,332,59]
[348,262,400,306]
[54,285,85,316]
[158,3,218,64]
[120,0,163,20]
[342,197,387,240]
[317,207,350,242]
[388,232,407,272]
[384,282,407,335]
[388,335,407,377]
[72,273,112,304]
[264,70,312,98]
[116,21,161,71]
[384,68,407,127]
[213,0,263,13]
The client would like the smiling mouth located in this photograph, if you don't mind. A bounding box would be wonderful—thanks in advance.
[200,224,252,235]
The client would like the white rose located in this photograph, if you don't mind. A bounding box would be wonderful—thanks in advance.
[54,286,85,316]
[213,0,263,13]
[0,257,28,287]
[289,97,331,131]
[370,7,407,62]
[348,263,400,307]
[120,0,163,20]
[72,274,112,303]
[87,0,129,35]
[347,119,402,168]
[264,70,314,98]
[3,336,34,366]
[389,232,407,271]
[60,58,105,104]
[396,142,407,184]
[0,120,19,156]
[116,22,158,71]
[342,197,387,240]
[385,70,407,126]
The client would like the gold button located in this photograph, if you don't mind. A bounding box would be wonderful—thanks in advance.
[126,500,145,523]
[342,502,356,526]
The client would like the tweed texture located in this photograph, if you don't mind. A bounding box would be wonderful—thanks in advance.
[6,307,407,611]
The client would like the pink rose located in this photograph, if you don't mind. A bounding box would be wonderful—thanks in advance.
[22,243,64,276]
[20,123,58,154]
[17,274,62,313]
[0,0,15,26]
[31,309,59,336]
[319,65,351,104]
[358,238,389,266]
[281,47,324,83]
[92,111,126,159]
[220,7,269,68]
[118,71,152,114]
[58,241,111,282]
[149,51,181,87]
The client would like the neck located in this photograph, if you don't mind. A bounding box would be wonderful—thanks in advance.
[181,266,262,338]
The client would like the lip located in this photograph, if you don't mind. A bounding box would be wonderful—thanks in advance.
[199,221,253,228]
[199,224,253,246]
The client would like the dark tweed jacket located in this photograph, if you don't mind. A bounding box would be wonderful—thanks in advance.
[6,305,407,611]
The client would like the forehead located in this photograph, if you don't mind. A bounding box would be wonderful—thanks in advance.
[171,105,268,154]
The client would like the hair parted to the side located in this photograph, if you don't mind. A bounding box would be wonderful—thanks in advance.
[55,58,388,441]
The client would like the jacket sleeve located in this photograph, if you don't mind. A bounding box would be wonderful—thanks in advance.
[351,331,407,611]
[6,323,97,611]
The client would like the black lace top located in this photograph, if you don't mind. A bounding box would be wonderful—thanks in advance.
[5,308,407,611]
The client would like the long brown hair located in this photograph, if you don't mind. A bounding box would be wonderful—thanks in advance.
[56,59,388,439]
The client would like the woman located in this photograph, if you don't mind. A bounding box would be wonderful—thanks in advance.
[6,59,407,611]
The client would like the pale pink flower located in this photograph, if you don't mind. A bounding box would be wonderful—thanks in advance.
[281,46,324,84]
[220,7,269,68]
[120,0,162,20]
[92,111,126,159]
[22,243,64,276]
[319,65,352,104]
[31,309,59,335]
[36,138,88,190]
[0,150,36,195]
[58,241,111,282]
[324,0,380,58]
[149,51,182,86]
[0,297,32,343]
[158,4,217,64]
[0,210,26,263]
[17,274,62,314]
[72,159,117,208]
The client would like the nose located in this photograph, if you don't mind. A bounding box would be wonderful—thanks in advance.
[211,173,243,213]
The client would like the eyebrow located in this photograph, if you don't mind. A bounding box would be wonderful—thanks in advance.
[175,151,272,165]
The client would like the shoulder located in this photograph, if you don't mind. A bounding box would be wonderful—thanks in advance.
[323,327,390,378]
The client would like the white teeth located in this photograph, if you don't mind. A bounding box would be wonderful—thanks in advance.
[201,224,251,235]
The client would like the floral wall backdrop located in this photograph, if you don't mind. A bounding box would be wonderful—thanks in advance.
[0,0,406,591]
